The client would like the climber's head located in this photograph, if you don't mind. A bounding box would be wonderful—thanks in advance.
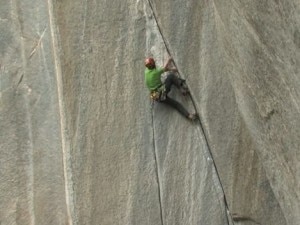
[145,57,156,69]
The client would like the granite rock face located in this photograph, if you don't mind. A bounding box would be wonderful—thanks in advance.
[1,0,299,225]
[0,0,69,224]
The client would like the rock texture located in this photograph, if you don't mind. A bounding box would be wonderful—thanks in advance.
[0,0,69,224]
[1,0,299,225]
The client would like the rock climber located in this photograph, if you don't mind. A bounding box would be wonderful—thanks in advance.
[144,57,197,120]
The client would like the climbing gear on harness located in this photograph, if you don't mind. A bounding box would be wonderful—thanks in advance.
[145,57,155,69]
[150,85,166,102]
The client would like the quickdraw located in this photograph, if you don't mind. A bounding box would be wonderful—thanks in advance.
[150,85,166,102]
[150,91,161,101]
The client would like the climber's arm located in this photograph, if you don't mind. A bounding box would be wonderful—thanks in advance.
[163,57,178,73]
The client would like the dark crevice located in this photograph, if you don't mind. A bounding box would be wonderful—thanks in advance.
[146,0,235,224]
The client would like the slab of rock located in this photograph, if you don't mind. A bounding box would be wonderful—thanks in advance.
[0,0,69,224]
[1,0,299,224]
[150,0,300,224]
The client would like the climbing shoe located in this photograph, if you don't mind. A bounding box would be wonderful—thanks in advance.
[188,113,198,121]
[180,86,190,96]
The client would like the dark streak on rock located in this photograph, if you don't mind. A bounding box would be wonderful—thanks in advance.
[232,214,261,225]
[265,109,276,121]
[17,73,24,87]
[294,30,300,49]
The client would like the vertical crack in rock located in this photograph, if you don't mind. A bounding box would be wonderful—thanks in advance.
[145,0,235,224]
[145,0,171,57]
[187,90,234,225]
[150,105,165,225]
[47,1,74,224]
[11,0,35,224]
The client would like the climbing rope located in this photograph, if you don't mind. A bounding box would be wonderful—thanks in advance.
[150,101,165,225]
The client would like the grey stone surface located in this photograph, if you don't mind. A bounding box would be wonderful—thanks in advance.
[0,0,69,224]
[150,0,300,224]
[1,0,299,225]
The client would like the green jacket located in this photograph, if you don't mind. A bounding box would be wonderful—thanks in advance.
[144,67,164,91]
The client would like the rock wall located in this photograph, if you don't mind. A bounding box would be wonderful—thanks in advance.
[1,0,299,225]
[149,0,300,224]
[0,0,69,224]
